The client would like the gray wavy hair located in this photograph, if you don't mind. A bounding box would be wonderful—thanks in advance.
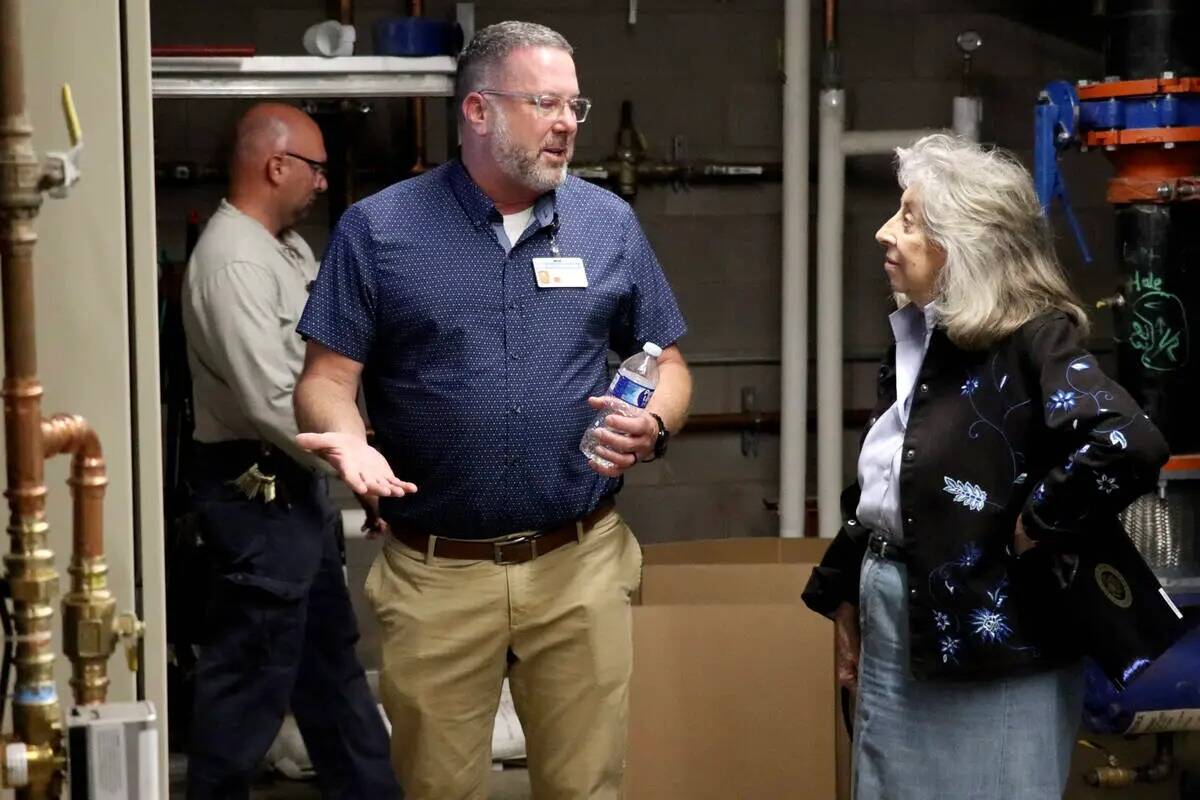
[455,21,573,114]
[894,133,1089,349]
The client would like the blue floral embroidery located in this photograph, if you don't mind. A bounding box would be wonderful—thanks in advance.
[1055,356,1137,443]
[940,637,961,664]
[986,581,1008,608]
[928,543,981,600]
[1122,658,1152,685]
[933,611,951,631]
[1048,389,1077,412]
[960,356,1029,491]
[943,476,991,512]
[955,542,982,568]
[969,608,1013,643]
[1032,482,1046,505]
[1097,474,1118,494]
[1064,444,1091,475]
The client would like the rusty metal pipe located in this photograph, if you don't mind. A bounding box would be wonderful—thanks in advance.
[0,0,67,794]
[0,0,26,120]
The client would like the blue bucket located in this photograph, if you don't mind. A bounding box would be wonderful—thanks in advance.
[372,18,461,57]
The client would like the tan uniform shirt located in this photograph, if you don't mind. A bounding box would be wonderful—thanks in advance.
[182,199,322,469]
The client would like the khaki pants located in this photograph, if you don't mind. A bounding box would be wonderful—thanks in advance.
[365,509,643,800]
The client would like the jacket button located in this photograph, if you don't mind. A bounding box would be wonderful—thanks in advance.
[903,448,915,462]
[918,383,929,394]
[868,416,877,426]
[906,516,914,526]
[847,518,857,526]
[910,588,918,598]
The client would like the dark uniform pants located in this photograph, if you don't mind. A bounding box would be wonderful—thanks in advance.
[186,442,401,799]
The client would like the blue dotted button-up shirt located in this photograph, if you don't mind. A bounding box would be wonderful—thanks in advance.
[298,160,687,537]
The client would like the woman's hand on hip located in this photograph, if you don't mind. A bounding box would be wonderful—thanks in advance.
[833,601,861,693]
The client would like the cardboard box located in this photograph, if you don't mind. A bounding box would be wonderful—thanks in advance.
[623,537,840,800]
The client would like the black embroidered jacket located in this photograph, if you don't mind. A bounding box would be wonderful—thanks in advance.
[802,312,1169,680]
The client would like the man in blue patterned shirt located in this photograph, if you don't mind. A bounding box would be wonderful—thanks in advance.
[294,20,692,800]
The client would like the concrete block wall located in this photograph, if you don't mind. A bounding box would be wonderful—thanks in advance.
[150,1,1120,545]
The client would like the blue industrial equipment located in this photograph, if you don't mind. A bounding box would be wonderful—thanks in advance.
[1034,2,1200,794]
[1083,598,1200,735]
[1034,80,1091,262]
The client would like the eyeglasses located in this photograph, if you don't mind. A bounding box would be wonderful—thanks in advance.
[478,90,592,123]
[282,151,328,178]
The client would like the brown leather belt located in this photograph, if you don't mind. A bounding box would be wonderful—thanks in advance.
[391,501,615,565]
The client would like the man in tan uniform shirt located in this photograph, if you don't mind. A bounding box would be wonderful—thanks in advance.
[182,103,399,799]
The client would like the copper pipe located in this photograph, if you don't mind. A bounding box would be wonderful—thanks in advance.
[327,0,353,24]
[410,98,428,175]
[408,0,427,174]
[824,0,837,46]
[43,414,116,708]
[0,0,66,793]
[42,415,105,561]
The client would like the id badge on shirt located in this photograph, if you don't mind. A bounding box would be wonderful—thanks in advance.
[532,257,587,288]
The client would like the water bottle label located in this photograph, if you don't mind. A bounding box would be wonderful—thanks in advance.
[610,374,652,408]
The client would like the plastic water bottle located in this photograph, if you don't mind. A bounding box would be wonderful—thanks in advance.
[580,342,662,468]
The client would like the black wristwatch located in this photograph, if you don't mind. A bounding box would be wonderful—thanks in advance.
[645,412,670,461]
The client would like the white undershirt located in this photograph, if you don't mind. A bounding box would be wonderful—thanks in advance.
[501,206,535,250]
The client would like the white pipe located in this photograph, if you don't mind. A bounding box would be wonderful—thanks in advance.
[953,95,982,142]
[816,88,846,540]
[841,129,934,156]
[813,84,980,540]
[778,0,809,539]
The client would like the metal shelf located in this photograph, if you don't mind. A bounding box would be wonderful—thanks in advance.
[152,55,456,99]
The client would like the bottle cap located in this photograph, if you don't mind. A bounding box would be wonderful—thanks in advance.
[642,342,662,358]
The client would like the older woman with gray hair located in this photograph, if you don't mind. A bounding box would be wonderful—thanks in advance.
[802,134,1168,797]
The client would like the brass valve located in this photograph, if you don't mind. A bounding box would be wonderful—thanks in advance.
[113,612,144,673]
[40,84,83,198]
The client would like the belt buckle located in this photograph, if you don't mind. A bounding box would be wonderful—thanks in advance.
[869,532,888,560]
[494,534,538,565]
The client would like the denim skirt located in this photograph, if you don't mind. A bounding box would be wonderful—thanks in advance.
[853,552,1084,800]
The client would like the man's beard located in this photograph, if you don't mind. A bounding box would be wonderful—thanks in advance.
[285,194,315,228]
[491,109,571,193]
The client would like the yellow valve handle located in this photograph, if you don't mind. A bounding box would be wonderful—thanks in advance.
[61,84,82,146]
